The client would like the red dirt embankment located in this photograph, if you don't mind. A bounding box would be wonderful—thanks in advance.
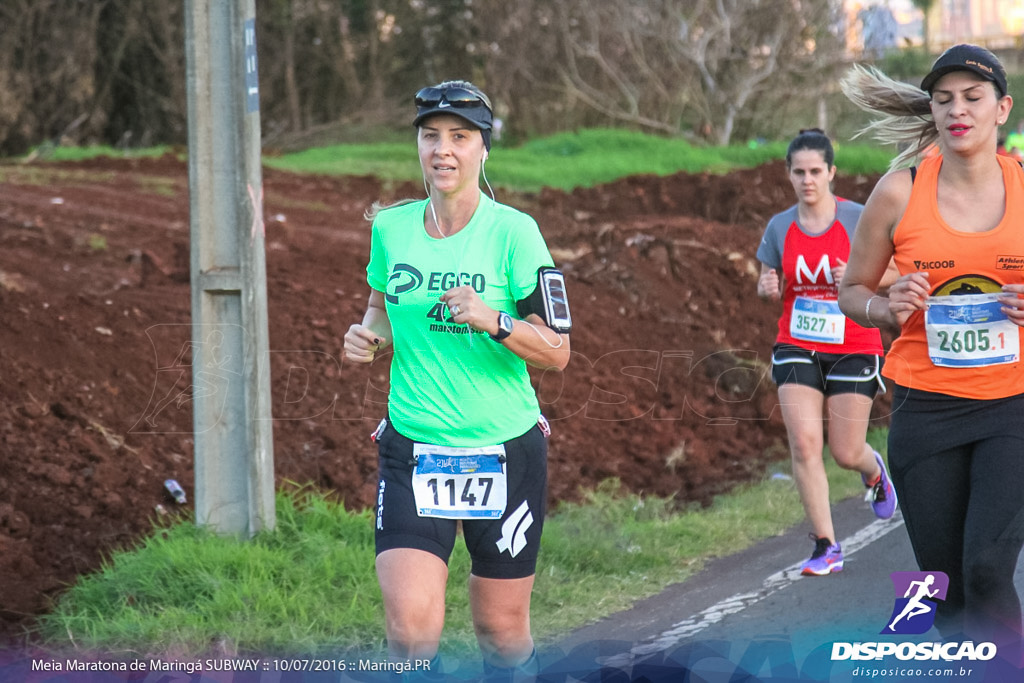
[0,156,882,644]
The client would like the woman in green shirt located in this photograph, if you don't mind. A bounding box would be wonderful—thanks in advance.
[344,80,571,679]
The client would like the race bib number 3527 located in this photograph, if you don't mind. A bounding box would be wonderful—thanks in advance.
[412,444,507,519]
[790,296,845,344]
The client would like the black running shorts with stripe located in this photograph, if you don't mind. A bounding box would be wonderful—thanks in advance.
[374,421,547,580]
[770,343,884,397]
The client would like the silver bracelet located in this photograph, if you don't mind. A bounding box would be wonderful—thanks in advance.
[865,295,880,327]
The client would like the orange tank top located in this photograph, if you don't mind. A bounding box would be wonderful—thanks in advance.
[885,154,1024,398]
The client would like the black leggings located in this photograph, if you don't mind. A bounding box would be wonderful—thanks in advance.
[888,386,1024,648]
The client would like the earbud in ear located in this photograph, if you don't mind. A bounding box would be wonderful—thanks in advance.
[483,151,489,162]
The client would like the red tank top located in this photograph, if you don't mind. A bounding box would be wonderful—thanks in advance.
[885,154,1024,398]
[758,200,883,355]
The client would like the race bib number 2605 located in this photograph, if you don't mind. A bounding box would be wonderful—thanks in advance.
[925,294,1019,368]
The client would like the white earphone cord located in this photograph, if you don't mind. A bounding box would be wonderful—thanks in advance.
[421,153,561,350]
[481,156,495,201]
[522,320,564,349]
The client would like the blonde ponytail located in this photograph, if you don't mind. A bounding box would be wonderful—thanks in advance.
[364,198,421,222]
[840,64,937,170]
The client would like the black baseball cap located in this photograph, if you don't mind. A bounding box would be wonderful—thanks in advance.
[921,44,1007,97]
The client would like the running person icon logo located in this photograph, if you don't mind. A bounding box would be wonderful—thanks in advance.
[881,571,949,635]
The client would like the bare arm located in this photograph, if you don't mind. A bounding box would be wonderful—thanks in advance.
[877,258,901,293]
[838,170,928,333]
[500,313,571,371]
[343,289,392,363]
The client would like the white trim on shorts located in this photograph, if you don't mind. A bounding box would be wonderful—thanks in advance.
[827,354,886,394]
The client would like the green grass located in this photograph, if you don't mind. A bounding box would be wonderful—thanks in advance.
[10,128,895,193]
[30,144,175,163]
[0,165,118,186]
[263,128,895,193]
[37,429,888,659]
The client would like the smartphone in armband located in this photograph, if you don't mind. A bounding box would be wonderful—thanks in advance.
[517,267,573,334]
[539,268,572,333]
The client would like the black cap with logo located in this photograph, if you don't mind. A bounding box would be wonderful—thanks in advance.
[412,83,494,150]
[921,44,1007,97]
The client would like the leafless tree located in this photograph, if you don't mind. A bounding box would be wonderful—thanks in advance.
[0,0,851,153]
[0,0,109,154]
[482,0,847,144]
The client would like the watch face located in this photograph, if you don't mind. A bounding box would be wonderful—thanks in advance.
[492,311,514,341]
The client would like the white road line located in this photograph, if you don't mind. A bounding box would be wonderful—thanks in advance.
[599,512,906,667]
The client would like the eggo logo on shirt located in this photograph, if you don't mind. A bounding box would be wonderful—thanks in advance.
[384,266,487,304]
[794,254,833,285]
[426,271,486,292]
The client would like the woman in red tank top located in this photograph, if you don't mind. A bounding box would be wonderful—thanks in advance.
[756,129,898,578]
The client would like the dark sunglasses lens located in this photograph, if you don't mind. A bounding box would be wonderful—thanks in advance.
[414,86,484,109]
[442,88,482,105]
[414,87,443,107]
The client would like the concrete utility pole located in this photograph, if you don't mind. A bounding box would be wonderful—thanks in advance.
[184,0,275,536]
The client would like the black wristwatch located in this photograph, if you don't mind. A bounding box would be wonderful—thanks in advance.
[490,311,514,342]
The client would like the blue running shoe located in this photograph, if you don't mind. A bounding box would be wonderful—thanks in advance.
[863,450,897,520]
[800,535,843,576]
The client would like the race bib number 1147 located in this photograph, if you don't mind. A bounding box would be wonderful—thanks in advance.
[412,444,507,519]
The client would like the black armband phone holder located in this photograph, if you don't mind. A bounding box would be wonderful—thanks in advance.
[516,267,572,334]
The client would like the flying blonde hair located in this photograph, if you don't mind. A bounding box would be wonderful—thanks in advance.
[840,64,936,170]
[364,198,418,222]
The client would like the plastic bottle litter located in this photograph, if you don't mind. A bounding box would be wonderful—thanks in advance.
[164,479,187,504]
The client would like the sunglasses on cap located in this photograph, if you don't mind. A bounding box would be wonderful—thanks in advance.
[414,86,489,110]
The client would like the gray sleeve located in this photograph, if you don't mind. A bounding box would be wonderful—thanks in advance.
[836,200,865,242]
[756,208,794,269]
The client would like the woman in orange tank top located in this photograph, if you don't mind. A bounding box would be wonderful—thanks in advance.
[839,45,1023,666]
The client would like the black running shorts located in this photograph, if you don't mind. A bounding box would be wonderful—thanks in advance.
[770,344,884,397]
[374,421,548,580]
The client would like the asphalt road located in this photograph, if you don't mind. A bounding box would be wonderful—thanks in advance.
[1,494,1019,682]
[548,496,1024,683]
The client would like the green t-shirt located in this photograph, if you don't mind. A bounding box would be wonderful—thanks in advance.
[366,194,554,446]
[1006,131,1024,153]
